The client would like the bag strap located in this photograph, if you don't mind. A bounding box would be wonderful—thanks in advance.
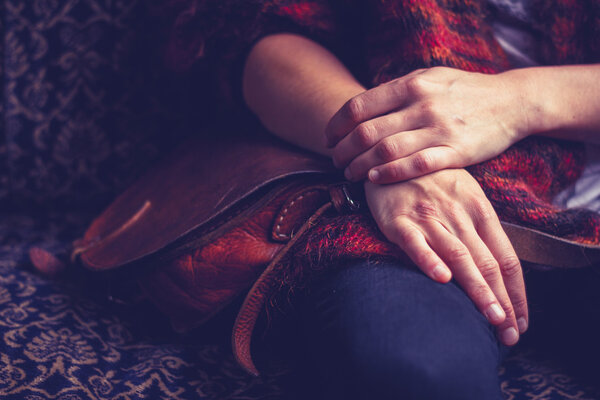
[500,222,600,268]
[232,201,333,376]
[231,182,365,375]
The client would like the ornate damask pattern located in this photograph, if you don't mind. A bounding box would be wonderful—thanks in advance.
[1,0,191,214]
[501,351,600,400]
[1,214,600,399]
[0,4,8,203]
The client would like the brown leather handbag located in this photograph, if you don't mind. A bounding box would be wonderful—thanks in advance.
[66,128,365,376]
[30,124,600,376]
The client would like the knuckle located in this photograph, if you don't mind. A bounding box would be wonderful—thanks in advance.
[468,282,491,301]
[414,200,439,219]
[502,304,516,320]
[428,66,448,76]
[412,151,435,174]
[477,258,501,280]
[447,244,470,263]
[419,99,436,116]
[395,224,420,245]
[405,76,427,96]
[446,203,464,222]
[354,122,376,148]
[435,121,455,138]
[471,198,496,222]
[386,222,415,248]
[376,138,399,161]
[381,164,402,181]
[345,96,365,124]
[510,296,528,312]
[500,256,523,279]
[429,124,446,137]
[477,208,496,226]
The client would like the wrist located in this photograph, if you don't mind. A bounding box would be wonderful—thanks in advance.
[500,66,599,140]
[498,68,546,141]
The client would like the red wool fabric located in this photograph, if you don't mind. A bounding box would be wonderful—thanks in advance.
[163,0,600,248]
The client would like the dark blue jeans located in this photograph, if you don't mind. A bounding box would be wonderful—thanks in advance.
[292,259,509,400]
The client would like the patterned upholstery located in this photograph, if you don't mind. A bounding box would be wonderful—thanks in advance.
[0,0,196,214]
[1,1,600,399]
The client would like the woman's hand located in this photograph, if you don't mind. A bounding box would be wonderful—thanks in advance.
[327,67,528,183]
[365,168,529,345]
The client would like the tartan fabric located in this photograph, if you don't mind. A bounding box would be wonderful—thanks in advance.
[164,0,600,246]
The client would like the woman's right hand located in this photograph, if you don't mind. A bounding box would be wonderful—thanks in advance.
[364,168,529,346]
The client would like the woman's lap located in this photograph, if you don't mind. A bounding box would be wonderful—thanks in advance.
[292,259,508,400]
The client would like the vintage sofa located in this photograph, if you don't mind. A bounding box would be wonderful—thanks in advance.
[1,1,599,399]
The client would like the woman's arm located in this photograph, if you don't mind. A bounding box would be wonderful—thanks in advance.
[242,33,527,346]
[513,65,600,142]
[242,33,365,156]
[325,65,600,184]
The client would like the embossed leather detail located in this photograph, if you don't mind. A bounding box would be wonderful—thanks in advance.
[135,181,332,333]
[271,186,330,243]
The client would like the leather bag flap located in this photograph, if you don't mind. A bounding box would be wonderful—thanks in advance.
[77,130,336,271]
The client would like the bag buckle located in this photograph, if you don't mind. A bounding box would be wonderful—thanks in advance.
[329,182,362,214]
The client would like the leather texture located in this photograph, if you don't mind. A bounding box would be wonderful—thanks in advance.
[73,131,600,376]
[76,132,335,270]
[135,180,334,333]
[500,222,600,267]
[73,130,344,375]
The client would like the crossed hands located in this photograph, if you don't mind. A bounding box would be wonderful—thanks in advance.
[327,66,526,183]
[326,67,529,345]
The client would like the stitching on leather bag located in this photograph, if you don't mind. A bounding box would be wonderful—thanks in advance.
[274,189,323,240]
[161,183,300,262]
[73,200,152,263]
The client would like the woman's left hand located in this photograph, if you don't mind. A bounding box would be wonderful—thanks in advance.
[364,168,529,345]
[326,67,529,183]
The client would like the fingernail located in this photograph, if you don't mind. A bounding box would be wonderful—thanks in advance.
[344,168,353,181]
[431,264,450,281]
[485,303,505,324]
[500,327,519,346]
[517,317,528,333]
[369,169,380,182]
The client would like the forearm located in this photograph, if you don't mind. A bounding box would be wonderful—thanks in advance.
[242,33,365,156]
[508,64,600,143]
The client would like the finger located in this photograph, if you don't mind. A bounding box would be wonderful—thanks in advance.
[386,218,452,283]
[367,147,458,183]
[476,213,529,335]
[331,108,424,169]
[455,222,520,346]
[424,222,507,327]
[342,130,438,181]
[326,77,419,148]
